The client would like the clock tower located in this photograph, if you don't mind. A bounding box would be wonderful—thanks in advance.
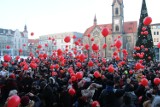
[112,0,124,34]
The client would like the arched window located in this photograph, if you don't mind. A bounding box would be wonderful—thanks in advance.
[115,25,119,31]
[115,8,119,15]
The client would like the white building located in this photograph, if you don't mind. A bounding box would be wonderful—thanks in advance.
[39,32,83,55]
[151,23,160,61]
[0,25,28,57]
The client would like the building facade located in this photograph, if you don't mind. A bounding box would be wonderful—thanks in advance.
[28,39,39,57]
[150,24,160,61]
[39,32,83,55]
[0,25,28,57]
[83,0,137,60]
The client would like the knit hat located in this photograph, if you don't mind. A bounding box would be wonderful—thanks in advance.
[8,89,18,97]
[21,96,30,106]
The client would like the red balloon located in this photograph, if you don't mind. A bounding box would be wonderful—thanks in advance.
[122,49,128,55]
[140,78,148,87]
[143,16,152,26]
[36,50,39,54]
[64,36,71,43]
[76,62,82,68]
[6,45,10,49]
[74,41,79,46]
[102,43,107,49]
[136,47,140,50]
[71,76,77,82]
[37,45,42,49]
[115,40,122,49]
[57,49,63,56]
[68,88,76,96]
[92,44,99,52]
[43,53,47,59]
[4,54,11,62]
[7,95,21,107]
[23,44,26,47]
[55,64,59,69]
[154,78,160,85]
[76,72,83,79]
[50,65,54,69]
[145,48,148,51]
[91,101,100,107]
[30,62,37,69]
[113,51,118,56]
[48,37,51,40]
[148,56,151,60]
[141,32,144,35]
[129,70,133,75]
[88,60,94,67]
[101,27,109,37]
[139,60,143,63]
[31,32,34,36]
[73,35,76,39]
[142,27,147,31]
[94,71,101,78]
[19,49,23,53]
[23,65,29,71]
[91,38,94,41]
[157,42,160,48]
[15,56,20,60]
[52,38,55,41]
[87,34,91,38]
[144,31,148,35]
[141,45,144,49]
[135,62,143,70]
[3,62,8,67]
[108,65,114,73]
[45,44,48,47]
[115,56,120,61]
[85,44,90,50]
[79,54,85,62]
[118,35,121,38]
[52,72,57,76]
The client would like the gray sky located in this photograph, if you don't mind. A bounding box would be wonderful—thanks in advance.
[0,0,159,39]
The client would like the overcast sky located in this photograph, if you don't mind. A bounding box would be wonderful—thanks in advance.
[0,0,159,39]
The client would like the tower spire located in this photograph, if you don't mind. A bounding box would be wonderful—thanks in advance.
[24,24,28,33]
[94,14,97,25]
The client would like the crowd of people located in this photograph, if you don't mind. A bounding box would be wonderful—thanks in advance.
[0,52,160,107]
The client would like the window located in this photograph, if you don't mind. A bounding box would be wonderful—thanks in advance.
[154,32,156,35]
[115,8,119,15]
[61,39,63,43]
[154,38,156,42]
[115,25,119,31]
[157,31,159,35]
[157,38,159,42]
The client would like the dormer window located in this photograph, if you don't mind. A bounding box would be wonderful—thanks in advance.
[115,8,119,15]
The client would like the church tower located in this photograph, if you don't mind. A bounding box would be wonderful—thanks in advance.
[112,0,124,35]
[23,24,28,37]
[94,14,97,25]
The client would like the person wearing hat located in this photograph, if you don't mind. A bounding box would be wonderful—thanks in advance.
[19,95,35,107]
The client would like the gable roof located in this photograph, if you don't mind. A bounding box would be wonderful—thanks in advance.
[83,21,137,36]
[28,39,39,44]
[0,28,14,36]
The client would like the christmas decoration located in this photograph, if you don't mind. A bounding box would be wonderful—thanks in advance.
[134,0,155,62]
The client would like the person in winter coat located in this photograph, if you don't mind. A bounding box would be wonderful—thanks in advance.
[151,96,160,107]
[121,92,136,107]
[39,80,54,107]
